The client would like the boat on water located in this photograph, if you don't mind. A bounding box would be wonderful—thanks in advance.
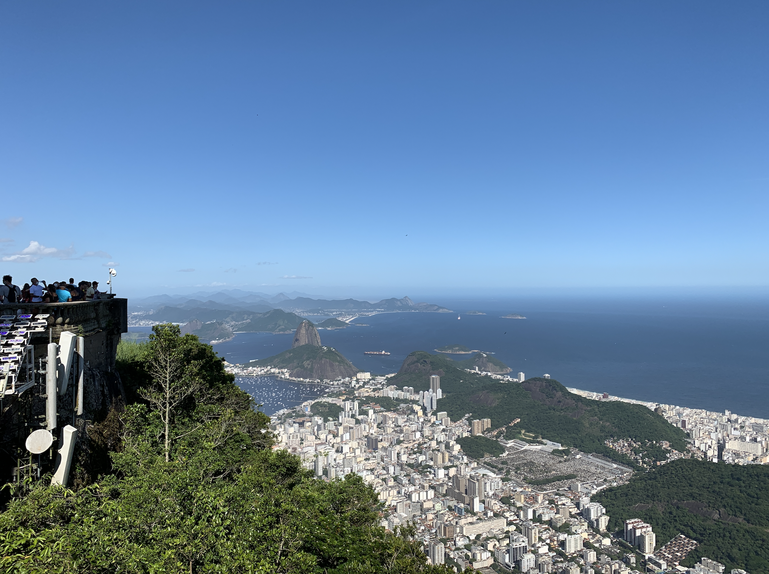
[364,350,391,355]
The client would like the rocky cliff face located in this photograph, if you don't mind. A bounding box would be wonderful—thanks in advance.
[292,320,321,348]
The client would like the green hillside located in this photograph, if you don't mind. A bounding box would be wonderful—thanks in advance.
[391,352,687,467]
[238,309,306,333]
[389,351,497,394]
[250,345,358,380]
[595,459,769,572]
[456,352,511,374]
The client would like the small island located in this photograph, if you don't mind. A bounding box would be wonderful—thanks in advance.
[465,311,486,316]
[316,318,349,330]
[435,344,477,354]
[501,313,526,319]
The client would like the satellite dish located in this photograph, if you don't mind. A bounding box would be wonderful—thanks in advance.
[109,268,117,277]
[26,429,54,454]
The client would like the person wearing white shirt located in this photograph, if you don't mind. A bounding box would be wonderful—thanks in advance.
[29,278,45,303]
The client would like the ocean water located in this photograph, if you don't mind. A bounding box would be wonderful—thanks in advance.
[210,295,769,419]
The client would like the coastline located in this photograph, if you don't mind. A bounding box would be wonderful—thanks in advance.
[567,386,769,426]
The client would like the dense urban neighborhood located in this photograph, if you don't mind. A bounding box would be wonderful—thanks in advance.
[224,361,769,574]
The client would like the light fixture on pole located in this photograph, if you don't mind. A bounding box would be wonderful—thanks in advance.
[107,268,117,294]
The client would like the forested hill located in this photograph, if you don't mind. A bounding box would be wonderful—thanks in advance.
[0,325,454,573]
[250,344,359,380]
[392,352,687,467]
[595,459,769,572]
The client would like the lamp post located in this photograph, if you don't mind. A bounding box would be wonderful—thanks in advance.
[107,268,117,294]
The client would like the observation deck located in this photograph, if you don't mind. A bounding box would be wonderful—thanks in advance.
[0,298,127,396]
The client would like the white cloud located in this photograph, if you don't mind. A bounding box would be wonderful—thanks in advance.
[223,268,237,273]
[0,238,13,243]
[84,250,112,258]
[102,261,119,267]
[2,240,74,263]
[281,275,312,279]
[3,217,22,229]
[257,261,278,266]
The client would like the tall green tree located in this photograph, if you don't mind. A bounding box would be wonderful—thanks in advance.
[140,324,204,462]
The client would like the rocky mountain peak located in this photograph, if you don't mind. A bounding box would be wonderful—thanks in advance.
[292,320,321,348]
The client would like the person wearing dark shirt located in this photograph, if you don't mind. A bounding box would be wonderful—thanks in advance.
[0,275,20,303]
[43,284,58,303]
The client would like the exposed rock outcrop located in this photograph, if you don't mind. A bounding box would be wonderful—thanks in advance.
[292,320,321,348]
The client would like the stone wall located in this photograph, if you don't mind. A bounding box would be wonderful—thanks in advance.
[3,298,127,372]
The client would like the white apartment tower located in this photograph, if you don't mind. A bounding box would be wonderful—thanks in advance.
[563,534,583,554]
[429,541,445,565]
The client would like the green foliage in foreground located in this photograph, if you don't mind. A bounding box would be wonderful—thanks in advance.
[457,436,504,459]
[595,459,769,572]
[0,452,451,574]
[0,326,455,574]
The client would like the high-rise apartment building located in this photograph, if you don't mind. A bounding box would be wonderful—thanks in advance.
[430,375,440,395]
[638,530,656,554]
[522,521,539,546]
[563,534,582,553]
[518,553,536,572]
[429,541,445,565]
[508,535,528,563]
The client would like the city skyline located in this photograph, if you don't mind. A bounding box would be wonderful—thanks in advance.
[1,1,767,299]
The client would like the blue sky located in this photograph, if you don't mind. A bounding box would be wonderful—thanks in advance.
[1,1,767,299]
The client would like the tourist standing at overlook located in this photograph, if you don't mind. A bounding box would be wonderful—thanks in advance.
[56,282,72,303]
[43,284,58,303]
[29,278,44,303]
[0,275,21,303]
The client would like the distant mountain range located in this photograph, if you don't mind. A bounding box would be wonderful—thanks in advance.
[133,292,451,343]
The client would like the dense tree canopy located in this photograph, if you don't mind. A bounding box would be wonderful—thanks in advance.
[596,458,769,572]
[0,326,456,573]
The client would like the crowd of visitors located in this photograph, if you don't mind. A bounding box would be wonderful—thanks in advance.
[0,276,103,304]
